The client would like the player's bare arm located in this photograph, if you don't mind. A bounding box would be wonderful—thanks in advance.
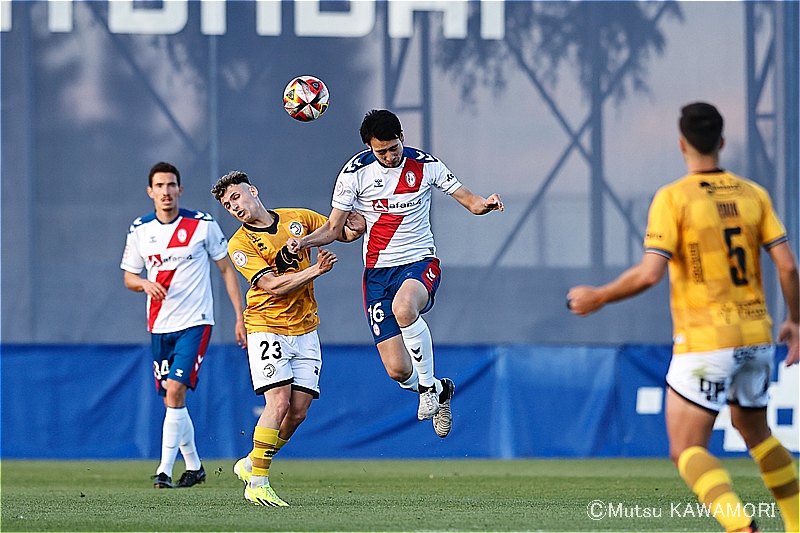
[123,270,167,301]
[568,252,668,316]
[215,256,248,348]
[256,248,338,296]
[450,186,504,215]
[287,208,352,253]
[768,241,800,366]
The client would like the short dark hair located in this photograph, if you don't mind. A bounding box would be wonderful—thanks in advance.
[211,170,250,201]
[149,161,180,187]
[360,109,402,145]
[679,102,723,155]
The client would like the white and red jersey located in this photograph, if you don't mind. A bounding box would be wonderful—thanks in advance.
[120,208,228,333]
[332,146,462,268]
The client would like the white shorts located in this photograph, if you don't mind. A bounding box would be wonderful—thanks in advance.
[666,344,774,412]
[246,330,322,398]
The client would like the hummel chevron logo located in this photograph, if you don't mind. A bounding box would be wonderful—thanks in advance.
[411,347,422,362]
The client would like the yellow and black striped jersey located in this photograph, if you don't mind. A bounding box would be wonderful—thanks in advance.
[643,171,787,354]
[228,208,328,336]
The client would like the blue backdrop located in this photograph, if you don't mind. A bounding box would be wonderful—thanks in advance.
[1,344,795,459]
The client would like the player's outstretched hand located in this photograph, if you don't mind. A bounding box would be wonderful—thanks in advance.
[286,237,304,255]
[485,193,504,212]
[315,247,338,274]
[777,319,799,366]
[566,286,604,316]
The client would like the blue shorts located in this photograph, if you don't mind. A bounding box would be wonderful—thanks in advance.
[151,324,212,396]
[362,258,441,344]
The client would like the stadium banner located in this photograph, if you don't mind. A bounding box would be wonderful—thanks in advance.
[1,344,796,459]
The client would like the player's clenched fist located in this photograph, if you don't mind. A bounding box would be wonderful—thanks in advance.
[286,237,304,255]
[484,193,504,212]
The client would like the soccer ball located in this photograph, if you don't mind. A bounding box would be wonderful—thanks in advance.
[283,75,329,122]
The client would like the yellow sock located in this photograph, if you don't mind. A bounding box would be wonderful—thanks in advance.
[249,426,279,478]
[750,435,799,533]
[678,446,752,531]
[276,436,289,452]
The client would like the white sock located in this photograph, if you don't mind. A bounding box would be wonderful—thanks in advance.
[157,407,186,476]
[179,410,201,471]
[400,317,435,388]
[250,475,268,489]
[398,367,419,392]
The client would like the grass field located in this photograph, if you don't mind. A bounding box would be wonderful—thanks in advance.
[0,458,788,532]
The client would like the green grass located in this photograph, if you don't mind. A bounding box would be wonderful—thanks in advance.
[0,458,787,532]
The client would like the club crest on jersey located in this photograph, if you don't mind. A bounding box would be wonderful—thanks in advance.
[288,221,304,237]
[148,254,163,267]
[404,171,417,187]
[176,228,188,243]
[232,250,247,267]
[335,181,345,197]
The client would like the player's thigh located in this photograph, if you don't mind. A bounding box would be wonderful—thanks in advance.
[726,345,773,447]
[247,331,296,395]
[665,386,717,462]
[394,258,441,316]
[392,279,430,325]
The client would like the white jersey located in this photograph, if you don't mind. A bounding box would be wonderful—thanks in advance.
[120,208,228,333]
[332,146,462,268]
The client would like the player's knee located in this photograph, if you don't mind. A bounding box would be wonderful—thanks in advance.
[285,408,308,429]
[265,397,291,419]
[668,445,685,467]
[391,296,419,326]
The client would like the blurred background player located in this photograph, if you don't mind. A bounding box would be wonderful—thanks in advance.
[287,109,504,438]
[212,170,364,507]
[568,102,799,533]
[121,162,247,489]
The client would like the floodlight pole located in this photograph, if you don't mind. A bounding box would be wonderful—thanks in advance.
[745,1,799,326]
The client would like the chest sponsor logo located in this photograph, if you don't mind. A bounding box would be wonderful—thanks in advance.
[148,254,163,267]
[288,221,304,237]
[371,198,422,212]
[232,250,247,267]
[405,171,416,188]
